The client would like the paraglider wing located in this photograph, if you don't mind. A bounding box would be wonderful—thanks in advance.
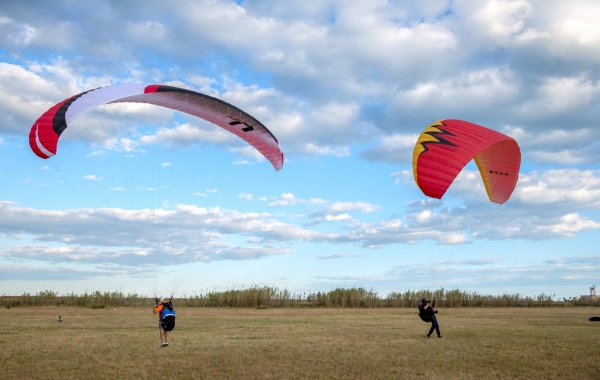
[412,119,520,204]
[28,84,284,170]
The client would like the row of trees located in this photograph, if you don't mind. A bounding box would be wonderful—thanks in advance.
[1,287,597,308]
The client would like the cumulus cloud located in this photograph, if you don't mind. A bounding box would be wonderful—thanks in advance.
[2,1,599,160]
[344,168,600,246]
[514,169,600,208]
[0,202,315,267]
[239,192,327,207]
[326,201,379,214]
[466,0,535,44]
[360,133,418,163]
[140,123,233,146]
[1,166,600,273]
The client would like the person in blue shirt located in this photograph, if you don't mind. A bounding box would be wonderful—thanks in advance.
[153,298,176,347]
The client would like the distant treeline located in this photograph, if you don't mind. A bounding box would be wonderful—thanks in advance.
[1,287,598,308]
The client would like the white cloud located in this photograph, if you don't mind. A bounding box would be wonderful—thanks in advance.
[268,193,327,207]
[269,193,299,207]
[0,202,324,266]
[303,143,351,157]
[361,133,418,163]
[103,137,141,153]
[530,150,587,165]
[0,15,78,49]
[346,168,600,245]
[544,1,600,60]
[82,174,102,181]
[515,169,600,208]
[1,167,600,273]
[0,16,35,45]
[140,123,232,146]
[230,145,269,164]
[327,201,379,214]
[542,213,600,237]
[2,1,598,163]
[317,253,361,260]
[394,68,519,111]
[126,21,167,45]
[323,214,352,222]
[469,0,535,43]
[391,170,414,186]
[518,75,600,118]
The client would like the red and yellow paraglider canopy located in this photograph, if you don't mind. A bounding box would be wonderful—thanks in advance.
[413,119,521,204]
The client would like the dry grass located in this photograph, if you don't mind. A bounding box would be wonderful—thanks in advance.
[1,306,599,379]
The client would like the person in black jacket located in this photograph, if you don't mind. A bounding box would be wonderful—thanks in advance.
[418,298,441,338]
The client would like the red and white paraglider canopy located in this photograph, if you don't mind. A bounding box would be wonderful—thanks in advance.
[29,83,284,170]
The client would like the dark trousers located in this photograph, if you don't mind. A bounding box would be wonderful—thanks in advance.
[428,315,441,337]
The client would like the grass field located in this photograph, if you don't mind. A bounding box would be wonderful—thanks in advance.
[1,306,599,379]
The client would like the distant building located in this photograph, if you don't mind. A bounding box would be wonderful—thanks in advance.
[580,286,600,302]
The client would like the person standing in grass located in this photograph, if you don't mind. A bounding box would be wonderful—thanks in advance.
[153,298,176,347]
[418,298,441,338]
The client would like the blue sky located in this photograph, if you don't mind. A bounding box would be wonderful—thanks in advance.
[1,0,599,298]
